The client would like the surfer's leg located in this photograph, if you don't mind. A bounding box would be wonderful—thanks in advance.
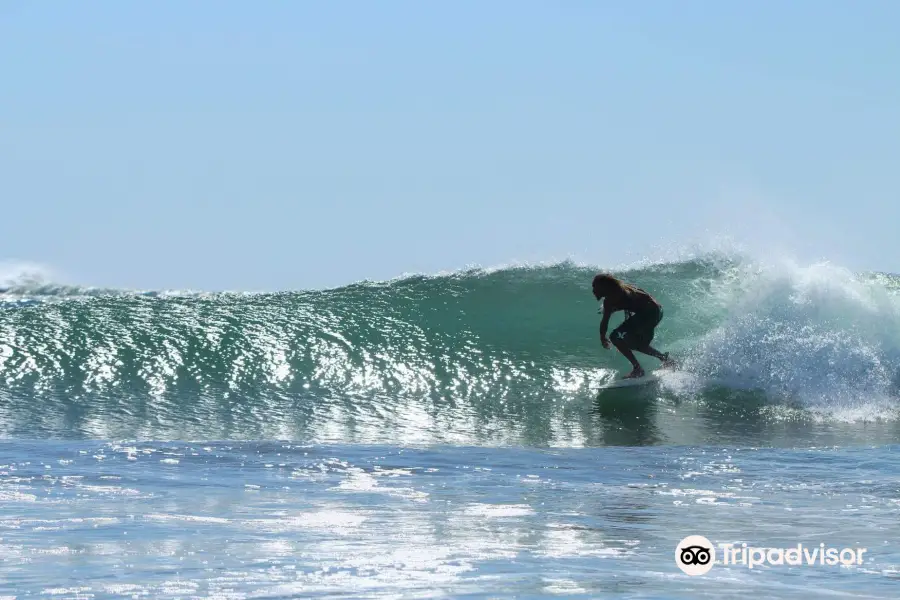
[636,345,666,360]
[636,345,676,367]
[610,329,644,378]
[629,309,671,365]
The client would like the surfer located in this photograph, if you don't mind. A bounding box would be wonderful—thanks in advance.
[592,273,674,379]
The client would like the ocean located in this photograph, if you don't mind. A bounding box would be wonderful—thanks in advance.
[1,254,898,598]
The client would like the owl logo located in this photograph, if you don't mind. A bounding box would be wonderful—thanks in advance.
[676,535,716,575]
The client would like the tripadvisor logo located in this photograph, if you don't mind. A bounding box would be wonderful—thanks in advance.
[675,535,868,575]
[675,535,715,576]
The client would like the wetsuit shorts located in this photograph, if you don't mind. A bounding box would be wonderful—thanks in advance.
[611,306,663,349]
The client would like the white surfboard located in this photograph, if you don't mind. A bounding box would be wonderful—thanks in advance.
[598,372,662,390]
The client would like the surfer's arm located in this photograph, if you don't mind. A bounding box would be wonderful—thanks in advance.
[599,301,613,348]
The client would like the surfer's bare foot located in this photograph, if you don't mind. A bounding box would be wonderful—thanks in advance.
[660,353,676,369]
[624,366,645,379]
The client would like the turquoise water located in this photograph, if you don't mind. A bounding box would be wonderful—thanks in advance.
[1,254,899,597]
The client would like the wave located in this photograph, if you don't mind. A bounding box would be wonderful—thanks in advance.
[1,252,898,441]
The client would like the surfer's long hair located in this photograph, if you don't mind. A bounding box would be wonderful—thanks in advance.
[592,273,635,298]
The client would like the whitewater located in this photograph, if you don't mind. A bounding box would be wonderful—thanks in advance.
[1,252,899,598]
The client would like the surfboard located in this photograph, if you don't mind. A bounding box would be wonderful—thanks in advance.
[598,372,661,390]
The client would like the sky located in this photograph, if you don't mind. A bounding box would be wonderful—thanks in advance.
[2,1,899,291]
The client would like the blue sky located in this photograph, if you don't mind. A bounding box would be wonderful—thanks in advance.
[2,1,899,290]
